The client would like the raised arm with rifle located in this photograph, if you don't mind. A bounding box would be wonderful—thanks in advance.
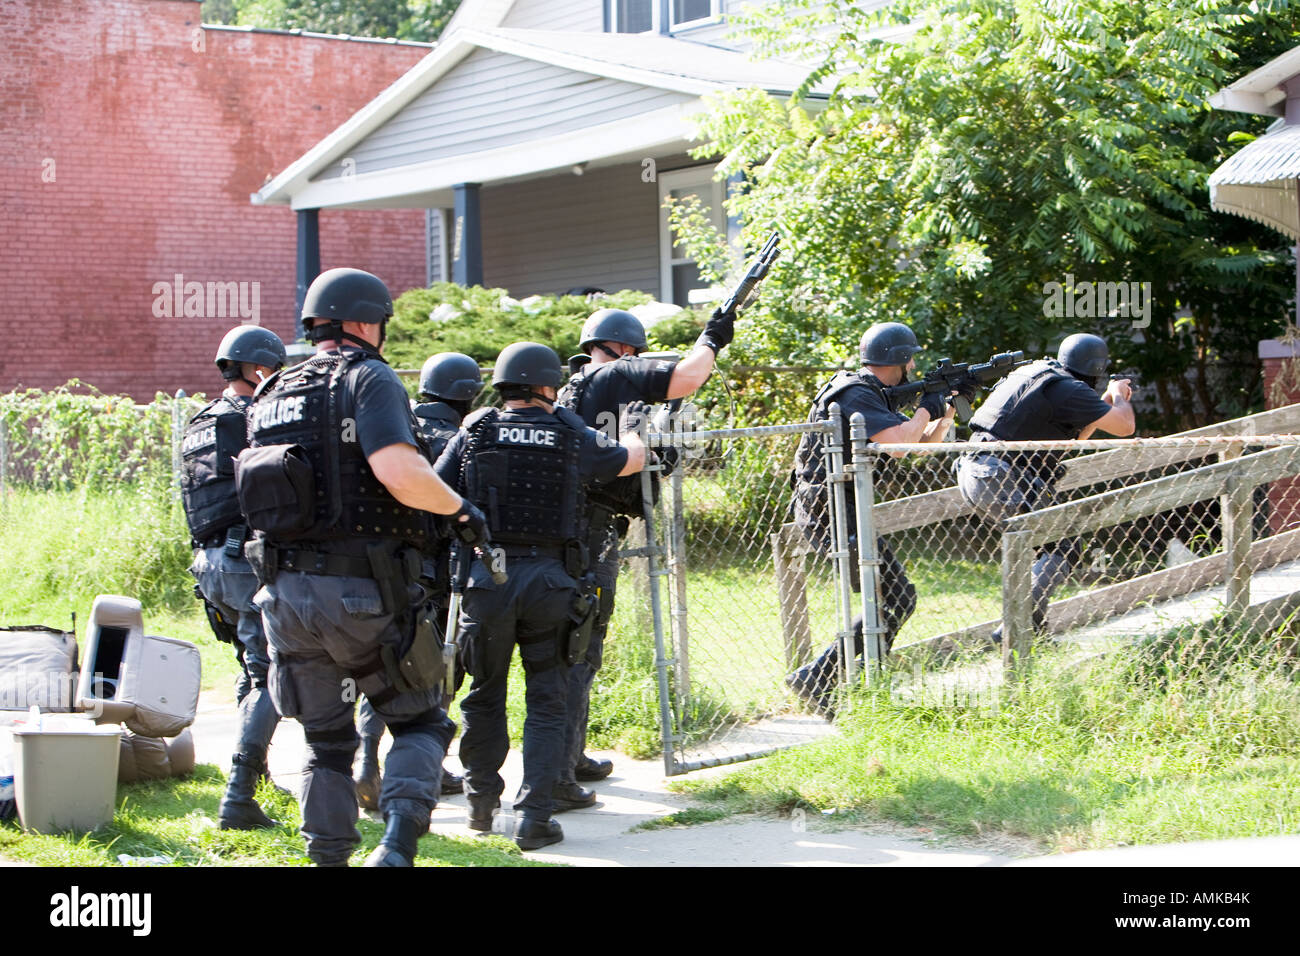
[883,350,1027,423]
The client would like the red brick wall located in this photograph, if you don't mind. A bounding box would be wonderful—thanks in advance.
[0,0,429,402]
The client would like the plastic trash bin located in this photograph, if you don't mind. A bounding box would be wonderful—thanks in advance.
[11,714,121,833]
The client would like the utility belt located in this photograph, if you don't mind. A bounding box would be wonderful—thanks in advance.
[495,539,590,578]
[247,535,445,707]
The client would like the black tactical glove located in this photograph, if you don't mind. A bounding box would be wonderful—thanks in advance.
[619,400,651,438]
[917,391,947,420]
[657,444,680,477]
[695,306,736,355]
[447,498,489,550]
[955,379,979,402]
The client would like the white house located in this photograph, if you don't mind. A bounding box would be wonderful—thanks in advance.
[252,0,896,319]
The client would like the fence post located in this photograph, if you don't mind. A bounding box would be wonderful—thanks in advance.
[641,449,678,776]
[771,523,813,668]
[170,389,186,508]
[849,412,885,685]
[823,404,857,688]
[666,455,690,705]
[1220,440,1252,618]
[1001,530,1034,678]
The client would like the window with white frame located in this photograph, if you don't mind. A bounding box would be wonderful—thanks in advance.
[608,1,722,34]
[609,0,656,33]
[671,0,720,30]
[658,165,724,308]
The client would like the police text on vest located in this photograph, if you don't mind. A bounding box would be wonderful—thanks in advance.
[496,425,557,446]
[252,395,306,432]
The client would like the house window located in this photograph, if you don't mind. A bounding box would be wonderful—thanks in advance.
[610,0,656,33]
[671,0,719,29]
[658,165,724,308]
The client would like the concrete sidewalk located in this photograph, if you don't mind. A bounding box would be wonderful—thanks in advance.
[192,692,1019,866]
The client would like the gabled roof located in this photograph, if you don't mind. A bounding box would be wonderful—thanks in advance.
[252,26,822,208]
[1209,46,1300,117]
[469,27,824,97]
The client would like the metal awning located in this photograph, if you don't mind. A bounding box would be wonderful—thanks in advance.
[1209,122,1300,241]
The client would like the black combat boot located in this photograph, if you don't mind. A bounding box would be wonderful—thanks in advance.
[515,816,563,851]
[466,795,500,833]
[218,754,280,830]
[552,781,597,812]
[353,734,382,811]
[363,812,427,867]
[784,644,841,719]
[574,755,613,781]
[440,767,464,795]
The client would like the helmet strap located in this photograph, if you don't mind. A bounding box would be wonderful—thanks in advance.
[595,343,623,361]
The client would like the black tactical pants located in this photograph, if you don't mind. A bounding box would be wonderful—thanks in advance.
[457,556,577,823]
[956,453,1084,629]
[191,547,281,766]
[256,570,454,865]
[559,517,617,786]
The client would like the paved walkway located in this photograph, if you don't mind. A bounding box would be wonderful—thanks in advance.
[191,693,1020,866]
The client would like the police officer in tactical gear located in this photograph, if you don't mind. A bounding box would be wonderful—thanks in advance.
[241,268,489,867]
[435,341,644,850]
[183,325,287,830]
[353,351,483,807]
[956,333,1134,640]
[787,322,958,716]
[555,304,731,793]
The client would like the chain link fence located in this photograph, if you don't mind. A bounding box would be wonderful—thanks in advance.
[638,403,1300,775]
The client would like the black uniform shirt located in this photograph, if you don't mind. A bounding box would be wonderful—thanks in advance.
[433,405,629,490]
[1040,377,1115,434]
[833,371,907,443]
[565,356,677,432]
[339,353,421,458]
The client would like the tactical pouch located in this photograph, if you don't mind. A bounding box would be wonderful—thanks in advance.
[235,444,315,536]
[195,585,237,644]
[563,578,599,666]
[243,534,279,587]
[378,605,445,696]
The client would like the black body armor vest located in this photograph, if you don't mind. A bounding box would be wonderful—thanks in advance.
[180,394,249,545]
[789,371,891,551]
[558,359,648,516]
[460,406,587,549]
[246,350,429,549]
[412,401,460,462]
[968,359,1077,441]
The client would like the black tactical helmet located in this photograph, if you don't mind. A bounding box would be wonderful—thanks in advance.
[580,308,647,355]
[215,326,286,379]
[492,342,564,390]
[1057,333,1110,379]
[419,352,483,402]
[300,268,393,344]
[860,322,923,366]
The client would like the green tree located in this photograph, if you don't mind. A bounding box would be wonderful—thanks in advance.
[681,0,1300,429]
[216,0,462,42]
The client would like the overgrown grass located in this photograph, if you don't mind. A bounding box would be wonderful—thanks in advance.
[675,622,1300,851]
[0,764,553,866]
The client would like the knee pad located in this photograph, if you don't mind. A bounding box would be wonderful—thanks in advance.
[388,710,455,748]
[305,748,355,776]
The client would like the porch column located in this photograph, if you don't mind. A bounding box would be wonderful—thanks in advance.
[295,208,321,341]
[452,182,483,287]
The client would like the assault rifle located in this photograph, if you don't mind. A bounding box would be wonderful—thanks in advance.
[884,350,1027,423]
[719,231,781,315]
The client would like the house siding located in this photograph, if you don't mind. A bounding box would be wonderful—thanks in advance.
[480,162,661,297]
[501,0,604,31]
[313,48,694,181]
